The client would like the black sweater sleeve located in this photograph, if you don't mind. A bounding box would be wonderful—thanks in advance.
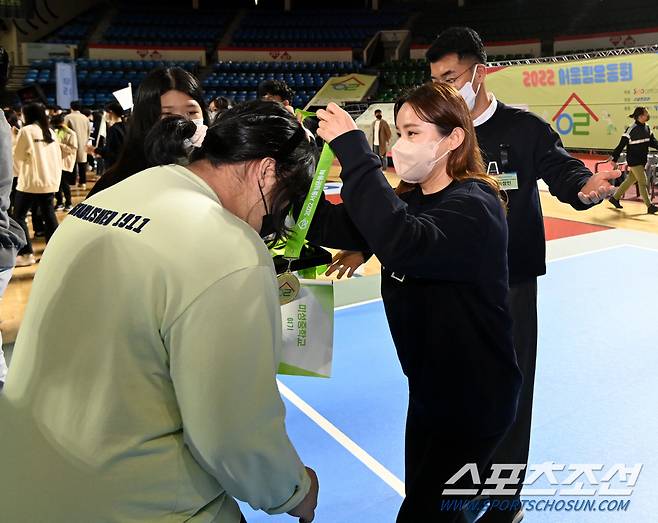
[533,119,592,210]
[611,133,629,162]
[305,192,370,251]
[330,130,490,281]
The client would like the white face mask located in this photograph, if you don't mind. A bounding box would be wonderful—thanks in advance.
[391,135,450,184]
[458,65,481,111]
[184,118,208,149]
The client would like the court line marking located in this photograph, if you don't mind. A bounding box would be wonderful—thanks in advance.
[621,243,658,254]
[277,379,406,497]
[335,297,382,311]
[546,244,627,264]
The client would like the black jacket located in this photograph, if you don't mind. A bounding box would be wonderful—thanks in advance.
[611,121,658,167]
[94,121,126,170]
[475,101,593,284]
[308,130,521,435]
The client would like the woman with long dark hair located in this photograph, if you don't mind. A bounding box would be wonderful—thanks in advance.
[608,106,658,214]
[12,103,62,266]
[88,67,209,197]
[3,101,318,523]
[306,83,522,521]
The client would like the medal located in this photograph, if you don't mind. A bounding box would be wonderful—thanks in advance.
[278,259,300,305]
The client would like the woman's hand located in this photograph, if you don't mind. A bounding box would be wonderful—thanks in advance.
[325,250,365,279]
[316,103,358,143]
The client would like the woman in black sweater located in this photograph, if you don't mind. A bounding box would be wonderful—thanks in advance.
[309,83,522,522]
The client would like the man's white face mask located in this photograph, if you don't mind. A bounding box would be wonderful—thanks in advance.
[458,65,482,111]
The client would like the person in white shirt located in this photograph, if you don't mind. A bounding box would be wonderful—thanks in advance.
[64,100,91,190]
[12,102,62,266]
[51,113,78,211]
[1,100,319,523]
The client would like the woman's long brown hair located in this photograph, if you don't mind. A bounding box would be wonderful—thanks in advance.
[393,82,504,206]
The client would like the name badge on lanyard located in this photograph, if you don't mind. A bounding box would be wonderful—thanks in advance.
[487,160,519,191]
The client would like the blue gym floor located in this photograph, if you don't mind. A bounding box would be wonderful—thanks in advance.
[240,244,658,523]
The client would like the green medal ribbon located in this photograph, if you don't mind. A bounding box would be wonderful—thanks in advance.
[283,110,335,260]
[284,142,335,259]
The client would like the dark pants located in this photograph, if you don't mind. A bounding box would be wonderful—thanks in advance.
[478,278,538,522]
[30,203,44,235]
[9,177,17,215]
[13,191,59,255]
[373,145,387,171]
[56,171,74,207]
[77,162,87,185]
[396,399,506,523]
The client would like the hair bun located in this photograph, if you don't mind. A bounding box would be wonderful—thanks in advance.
[144,115,199,166]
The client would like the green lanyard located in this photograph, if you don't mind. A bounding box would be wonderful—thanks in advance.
[283,110,335,260]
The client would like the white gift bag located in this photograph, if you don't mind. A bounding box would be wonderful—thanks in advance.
[278,279,334,378]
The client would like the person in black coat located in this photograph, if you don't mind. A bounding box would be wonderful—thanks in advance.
[308,83,522,522]
[89,102,127,171]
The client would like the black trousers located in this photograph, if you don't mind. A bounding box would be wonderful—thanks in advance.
[9,177,17,215]
[77,162,87,185]
[396,399,506,523]
[13,191,59,255]
[373,145,387,170]
[478,278,538,522]
[56,170,74,207]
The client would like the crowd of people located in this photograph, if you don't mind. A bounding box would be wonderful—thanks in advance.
[0,25,650,523]
[3,99,127,266]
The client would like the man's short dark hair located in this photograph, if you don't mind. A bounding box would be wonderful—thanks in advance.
[374,109,382,114]
[257,79,294,104]
[104,101,124,118]
[70,100,81,111]
[426,27,487,65]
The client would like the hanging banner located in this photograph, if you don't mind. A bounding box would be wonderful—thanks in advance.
[217,47,353,63]
[307,73,377,106]
[486,53,658,150]
[88,44,206,66]
[55,61,79,110]
[22,43,76,63]
[555,28,658,53]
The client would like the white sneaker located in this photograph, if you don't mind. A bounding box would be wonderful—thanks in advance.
[78,183,87,190]
[15,254,36,267]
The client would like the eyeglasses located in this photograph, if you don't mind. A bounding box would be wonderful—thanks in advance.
[442,64,478,85]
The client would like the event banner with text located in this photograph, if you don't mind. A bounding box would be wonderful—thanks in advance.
[486,53,658,150]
